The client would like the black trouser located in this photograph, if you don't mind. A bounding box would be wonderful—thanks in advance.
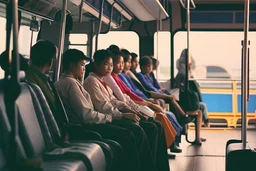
[110,120,157,171]
[112,120,170,171]
[143,119,170,171]
[82,123,141,171]
[102,139,124,171]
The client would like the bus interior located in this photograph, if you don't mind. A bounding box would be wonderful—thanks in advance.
[1,0,256,171]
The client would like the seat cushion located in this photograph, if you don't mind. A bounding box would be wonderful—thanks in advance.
[43,159,87,171]
[44,143,106,171]
[70,141,113,171]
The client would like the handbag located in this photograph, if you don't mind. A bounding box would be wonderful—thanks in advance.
[189,80,202,102]
[178,49,200,112]
[179,83,200,112]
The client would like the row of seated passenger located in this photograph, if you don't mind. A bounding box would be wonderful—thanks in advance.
[0,41,171,171]
[0,39,204,170]
[83,45,204,147]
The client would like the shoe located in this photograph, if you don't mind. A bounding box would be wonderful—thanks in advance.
[170,143,182,153]
[204,121,210,128]
[192,141,202,146]
[168,154,176,159]
[179,115,195,125]
[200,137,206,142]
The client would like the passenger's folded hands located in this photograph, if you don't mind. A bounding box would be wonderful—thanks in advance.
[148,102,163,113]
[137,112,149,121]
[122,113,141,122]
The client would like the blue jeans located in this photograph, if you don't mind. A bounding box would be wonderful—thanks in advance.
[199,102,209,121]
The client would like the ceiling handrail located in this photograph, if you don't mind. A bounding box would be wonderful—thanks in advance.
[179,0,196,9]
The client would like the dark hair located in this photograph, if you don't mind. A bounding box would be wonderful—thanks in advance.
[111,50,124,63]
[139,56,152,67]
[108,44,120,52]
[30,40,57,67]
[0,50,28,71]
[121,49,131,62]
[150,57,159,70]
[130,52,138,62]
[63,49,87,71]
[93,49,112,66]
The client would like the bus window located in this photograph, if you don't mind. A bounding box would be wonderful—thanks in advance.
[0,17,6,54]
[154,31,171,81]
[69,34,88,55]
[19,25,39,57]
[0,17,6,79]
[174,31,256,81]
[94,31,139,57]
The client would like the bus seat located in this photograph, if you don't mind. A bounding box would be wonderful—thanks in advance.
[0,146,6,171]
[0,80,88,171]
[26,81,117,171]
[43,159,88,171]
[16,83,106,171]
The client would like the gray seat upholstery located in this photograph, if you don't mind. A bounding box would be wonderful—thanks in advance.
[0,147,7,171]
[0,81,86,171]
[16,83,106,171]
[26,81,115,171]
[43,159,88,171]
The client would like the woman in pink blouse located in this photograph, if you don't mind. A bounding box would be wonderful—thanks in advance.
[104,50,163,112]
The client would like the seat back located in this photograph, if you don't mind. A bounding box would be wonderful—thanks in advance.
[0,85,11,162]
[45,75,70,133]
[0,94,8,171]
[0,146,6,171]
[16,83,47,158]
[27,82,63,144]
[0,80,26,168]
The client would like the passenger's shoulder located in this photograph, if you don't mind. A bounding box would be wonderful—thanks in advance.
[136,72,143,77]
[55,77,76,88]
[85,74,96,82]
[84,74,99,85]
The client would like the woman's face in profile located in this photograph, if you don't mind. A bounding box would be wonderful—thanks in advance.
[113,56,124,74]
[142,62,153,74]
[97,57,113,76]
[131,57,139,71]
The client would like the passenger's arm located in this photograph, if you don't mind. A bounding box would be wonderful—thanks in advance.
[67,82,113,124]
[104,75,127,102]
[150,91,173,100]
[84,80,124,118]
[136,73,162,93]
[151,72,162,89]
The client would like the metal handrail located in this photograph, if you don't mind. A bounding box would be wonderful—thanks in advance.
[79,0,83,23]
[185,0,190,92]
[95,0,105,52]
[241,0,250,149]
[55,0,67,81]
[5,0,20,170]
[100,2,115,34]
[179,0,196,9]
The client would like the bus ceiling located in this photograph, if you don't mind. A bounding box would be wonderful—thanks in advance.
[0,0,61,21]
[117,0,169,21]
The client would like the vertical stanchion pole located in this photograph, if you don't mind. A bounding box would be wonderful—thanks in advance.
[185,0,191,92]
[6,0,20,170]
[55,0,67,81]
[241,0,250,149]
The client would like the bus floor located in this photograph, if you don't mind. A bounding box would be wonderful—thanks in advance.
[168,128,256,171]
